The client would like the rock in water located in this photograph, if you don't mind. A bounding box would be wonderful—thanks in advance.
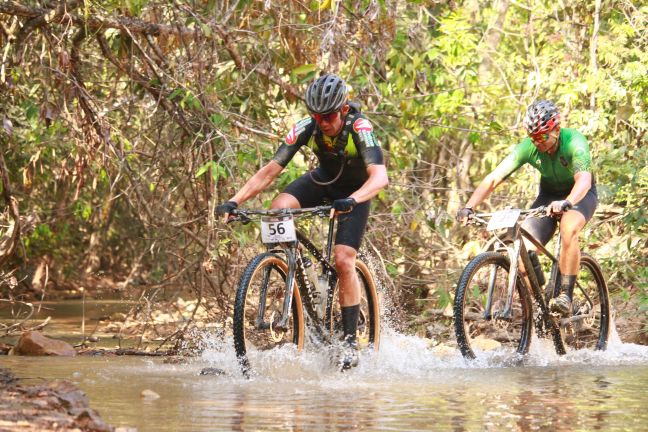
[141,389,160,400]
[14,331,77,356]
[199,367,226,376]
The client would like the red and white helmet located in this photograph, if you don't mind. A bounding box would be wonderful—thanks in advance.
[523,100,560,136]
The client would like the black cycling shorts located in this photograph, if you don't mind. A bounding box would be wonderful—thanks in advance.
[282,172,370,250]
[521,186,598,246]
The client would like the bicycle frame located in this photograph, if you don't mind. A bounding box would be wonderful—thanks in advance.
[231,206,338,334]
[270,218,338,332]
[475,210,561,324]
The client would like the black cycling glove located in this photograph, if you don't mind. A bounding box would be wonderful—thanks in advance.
[333,197,357,213]
[547,200,572,215]
[456,207,475,222]
[216,200,238,215]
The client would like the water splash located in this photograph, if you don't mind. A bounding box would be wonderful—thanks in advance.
[198,312,648,383]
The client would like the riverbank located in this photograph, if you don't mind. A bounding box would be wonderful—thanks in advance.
[0,368,131,431]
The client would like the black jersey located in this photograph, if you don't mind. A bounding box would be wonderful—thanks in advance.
[272,111,384,190]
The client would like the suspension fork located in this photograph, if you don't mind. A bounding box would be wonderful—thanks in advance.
[548,232,562,299]
[498,236,522,320]
[482,230,522,321]
[254,262,273,329]
[323,212,336,317]
[273,244,299,331]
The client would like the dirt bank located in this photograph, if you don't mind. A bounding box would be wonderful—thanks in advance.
[0,368,132,432]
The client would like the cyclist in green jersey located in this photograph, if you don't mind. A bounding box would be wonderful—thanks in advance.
[217,74,389,370]
[457,100,598,317]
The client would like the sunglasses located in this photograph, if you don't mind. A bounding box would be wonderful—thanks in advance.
[531,133,550,144]
[311,111,339,124]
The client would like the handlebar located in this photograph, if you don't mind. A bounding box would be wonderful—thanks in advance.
[466,206,548,226]
[226,205,334,224]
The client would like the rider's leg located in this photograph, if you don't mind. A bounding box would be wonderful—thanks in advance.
[333,200,370,370]
[521,201,558,287]
[550,210,587,314]
[335,245,361,307]
[334,244,361,370]
[550,205,594,315]
[334,245,361,338]
[271,193,301,209]
[558,210,586,276]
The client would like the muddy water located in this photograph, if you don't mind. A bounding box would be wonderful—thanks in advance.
[3,328,648,432]
[0,299,137,348]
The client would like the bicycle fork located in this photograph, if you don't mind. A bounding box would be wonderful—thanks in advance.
[255,246,298,332]
[484,237,522,321]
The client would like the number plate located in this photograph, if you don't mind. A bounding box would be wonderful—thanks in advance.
[487,209,521,231]
[261,215,297,244]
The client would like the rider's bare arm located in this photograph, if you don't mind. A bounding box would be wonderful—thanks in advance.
[230,160,284,206]
[464,172,505,209]
[349,164,389,204]
[565,171,592,206]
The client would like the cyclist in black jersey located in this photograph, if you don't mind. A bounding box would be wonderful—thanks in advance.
[217,74,389,370]
[456,100,598,317]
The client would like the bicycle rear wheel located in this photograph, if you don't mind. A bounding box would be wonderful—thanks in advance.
[454,252,533,360]
[330,259,380,351]
[560,253,610,351]
[233,252,305,367]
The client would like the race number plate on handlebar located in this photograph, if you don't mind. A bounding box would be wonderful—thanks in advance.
[486,209,521,231]
[261,215,297,244]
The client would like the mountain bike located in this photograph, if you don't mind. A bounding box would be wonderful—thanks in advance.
[228,205,380,374]
[453,206,610,361]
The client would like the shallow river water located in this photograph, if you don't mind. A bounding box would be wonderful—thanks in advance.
[3,327,648,432]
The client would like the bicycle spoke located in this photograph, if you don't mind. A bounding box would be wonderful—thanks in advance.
[560,254,609,351]
[454,252,532,360]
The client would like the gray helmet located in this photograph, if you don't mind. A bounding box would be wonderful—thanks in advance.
[523,100,560,135]
[305,74,348,114]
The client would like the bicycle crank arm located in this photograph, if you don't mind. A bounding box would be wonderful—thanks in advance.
[559,313,594,326]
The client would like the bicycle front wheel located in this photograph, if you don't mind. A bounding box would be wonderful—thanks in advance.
[561,253,610,351]
[233,252,305,365]
[454,252,533,360]
[330,259,381,351]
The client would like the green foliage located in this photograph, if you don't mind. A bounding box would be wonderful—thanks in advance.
[0,1,645,336]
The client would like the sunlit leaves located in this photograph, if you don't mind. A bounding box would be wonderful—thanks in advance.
[195,161,228,183]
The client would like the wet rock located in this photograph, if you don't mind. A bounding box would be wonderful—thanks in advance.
[431,344,456,358]
[199,367,226,376]
[73,407,113,431]
[0,343,12,355]
[0,368,17,387]
[471,335,501,351]
[14,331,77,356]
[48,380,89,409]
[140,389,160,400]
[0,370,121,431]
[110,312,127,321]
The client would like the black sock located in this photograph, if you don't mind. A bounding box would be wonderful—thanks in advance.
[560,275,577,299]
[341,304,360,345]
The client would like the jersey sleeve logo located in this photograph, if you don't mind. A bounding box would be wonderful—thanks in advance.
[285,125,299,145]
[284,118,311,145]
[353,118,373,133]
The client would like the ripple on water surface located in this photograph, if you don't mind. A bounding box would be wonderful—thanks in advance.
[4,323,648,431]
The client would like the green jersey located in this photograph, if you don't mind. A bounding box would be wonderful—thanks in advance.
[491,128,593,193]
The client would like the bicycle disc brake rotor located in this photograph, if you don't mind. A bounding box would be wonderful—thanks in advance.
[269,311,286,342]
